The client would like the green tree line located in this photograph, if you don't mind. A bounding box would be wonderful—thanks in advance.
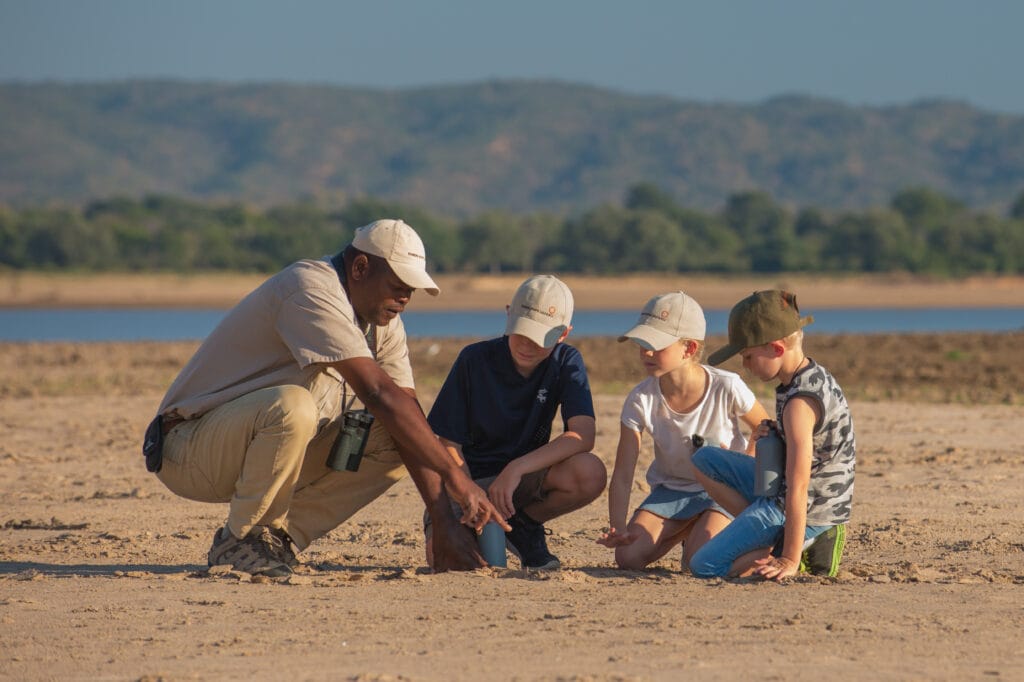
[2,185,1024,276]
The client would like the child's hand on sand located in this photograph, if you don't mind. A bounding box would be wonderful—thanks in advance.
[596,526,639,547]
[753,555,799,582]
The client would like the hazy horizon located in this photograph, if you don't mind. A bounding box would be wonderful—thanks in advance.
[3,0,1023,114]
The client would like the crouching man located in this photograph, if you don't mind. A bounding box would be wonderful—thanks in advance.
[144,219,506,576]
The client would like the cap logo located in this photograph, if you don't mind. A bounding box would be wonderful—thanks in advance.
[350,219,440,296]
[520,304,555,318]
[506,275,573,347]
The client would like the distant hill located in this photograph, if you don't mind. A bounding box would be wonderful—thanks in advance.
[2,80,1023,215]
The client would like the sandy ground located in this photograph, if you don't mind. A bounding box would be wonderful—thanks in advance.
[2,330,1023,681]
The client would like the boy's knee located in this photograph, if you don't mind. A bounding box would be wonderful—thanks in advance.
[688,560,721,579]
[574,453,608,499]
[691,447,714,476]
[687,547,725,579]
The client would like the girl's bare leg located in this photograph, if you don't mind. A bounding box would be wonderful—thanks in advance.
[615,510,695,570]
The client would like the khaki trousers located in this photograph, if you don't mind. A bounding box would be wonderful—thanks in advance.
[156,384,407,549]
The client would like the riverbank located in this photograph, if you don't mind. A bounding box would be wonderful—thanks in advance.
[4,271,1024,309]
[3,331,1023,405]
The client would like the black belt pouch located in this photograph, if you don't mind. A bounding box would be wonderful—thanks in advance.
[142,415,164,473]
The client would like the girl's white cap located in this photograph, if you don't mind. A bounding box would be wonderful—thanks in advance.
[618,291,706,351]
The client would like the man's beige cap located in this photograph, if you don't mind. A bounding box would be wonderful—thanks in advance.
[505,275,574,348]
[618,291,707,351]
[352,219,440,296]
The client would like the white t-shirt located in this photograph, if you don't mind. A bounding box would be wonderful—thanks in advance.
[159,257,414,427]
[620,365,756,492]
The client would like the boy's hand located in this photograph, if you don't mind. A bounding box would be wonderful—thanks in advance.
[446,473,510,532]
[751,419,776,443]
[488,466,522,520]
[596,526,640,548]
[753,555,799,581]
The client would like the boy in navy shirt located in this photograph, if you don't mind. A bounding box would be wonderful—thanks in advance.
[427,275,607,569]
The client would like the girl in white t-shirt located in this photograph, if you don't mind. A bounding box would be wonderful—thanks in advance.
[598,292,769,570]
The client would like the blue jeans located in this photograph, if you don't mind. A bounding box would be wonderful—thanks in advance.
[689,447,829,578]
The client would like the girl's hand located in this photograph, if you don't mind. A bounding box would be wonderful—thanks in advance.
[753,554,799,582]
[596,526,639,548]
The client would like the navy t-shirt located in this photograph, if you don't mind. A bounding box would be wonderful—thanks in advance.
[427,337,595,479]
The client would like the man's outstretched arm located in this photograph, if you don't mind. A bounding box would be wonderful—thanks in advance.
[331,357,508,566]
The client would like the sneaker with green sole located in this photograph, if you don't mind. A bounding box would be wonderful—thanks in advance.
[771,523,847,577]
[800,524,846,577]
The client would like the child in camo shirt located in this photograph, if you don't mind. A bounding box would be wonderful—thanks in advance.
[689,290,855,580]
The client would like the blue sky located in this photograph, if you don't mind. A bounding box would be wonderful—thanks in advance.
[2,0,1023,113]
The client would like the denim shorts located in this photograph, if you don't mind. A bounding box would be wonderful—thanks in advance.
[637,485,729,521]
[688,446,830,578]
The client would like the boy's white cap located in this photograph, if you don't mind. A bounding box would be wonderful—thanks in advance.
[352,219,440,296]
[618,291,706,351]
[505,275,574,349]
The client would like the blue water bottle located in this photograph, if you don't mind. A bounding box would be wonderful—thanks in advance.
[477,521,508,567]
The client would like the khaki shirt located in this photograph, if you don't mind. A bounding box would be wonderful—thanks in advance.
[159,257,414,428]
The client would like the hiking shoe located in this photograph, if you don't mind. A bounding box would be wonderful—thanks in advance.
[505,513,560,570]
[207,525,293,577]
[270,527,300,569]
[800,524,846,577]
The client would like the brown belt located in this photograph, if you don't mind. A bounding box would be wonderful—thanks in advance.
[161,416,187,437]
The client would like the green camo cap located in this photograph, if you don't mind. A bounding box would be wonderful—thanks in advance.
[707,290,814,366]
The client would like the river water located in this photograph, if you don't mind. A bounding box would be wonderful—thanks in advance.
[1,307,1021,342]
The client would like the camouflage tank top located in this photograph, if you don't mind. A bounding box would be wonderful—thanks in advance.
[775,359,856,525]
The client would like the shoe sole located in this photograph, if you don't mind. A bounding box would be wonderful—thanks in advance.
[801,524,846,577]
[524,558,561,570]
